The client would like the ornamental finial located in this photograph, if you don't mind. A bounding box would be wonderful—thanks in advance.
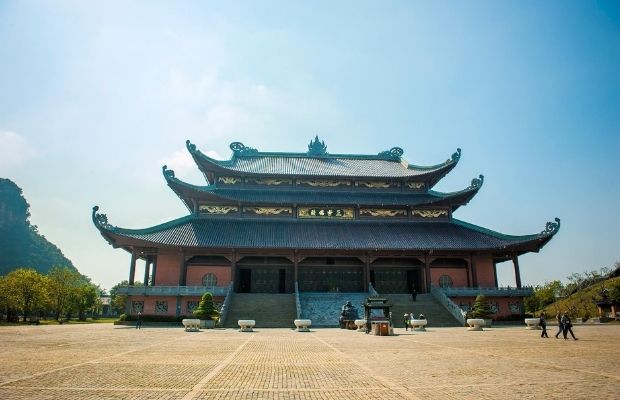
[162,165,175,179]
[378,147,404,160]
[307,135,328,156]
[468,174,484,189]
[186,140,197,153]
[230,142,258,156]
[451,148,462,162]
[539,218,561,237]
[92,206,113,230]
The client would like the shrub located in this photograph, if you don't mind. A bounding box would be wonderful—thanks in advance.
[118,313,128,321]
[193,292,220,321]
[468,295,493,319]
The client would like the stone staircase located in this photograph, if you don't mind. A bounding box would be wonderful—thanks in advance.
[299,292,368,327]
[223,293,297,328]
[383,293,461,327]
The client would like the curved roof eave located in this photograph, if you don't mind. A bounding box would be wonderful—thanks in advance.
[428,174,484,209]
[93,210,561,254]
[452,217,561,252]
[186,140,462,181]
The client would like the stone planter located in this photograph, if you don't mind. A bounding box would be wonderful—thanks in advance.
[467,318,485,331]
[524,318,541,330]
[182,319,200,332]
[294,319,311,332]
[410,319,428,331]
[200,319,216,329]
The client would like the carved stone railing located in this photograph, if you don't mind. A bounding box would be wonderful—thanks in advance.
[117,285,230,297]
[218,285,234,326]
[440,286,534,297]
[295,282,302,319]
[430,285,467,326]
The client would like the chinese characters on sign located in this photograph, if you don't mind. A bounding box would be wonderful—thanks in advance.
[297,207,354,219]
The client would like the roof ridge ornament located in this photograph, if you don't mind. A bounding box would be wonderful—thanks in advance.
[539,218,561,237]
[230,142,258,156]
[186,139,197,153]
[92,206,114,230]
[468,174,484,189]
[162,165,175,179]
[307,135,328,156]
[450,148,462,163]
[378,147,404,160]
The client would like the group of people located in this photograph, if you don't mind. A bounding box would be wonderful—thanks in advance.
[539,311,577,340]
[403,312,426,331]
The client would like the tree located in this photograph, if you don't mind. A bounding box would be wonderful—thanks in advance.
[3,268,49,321]
[193,292,219,320]
[69,283,99,321]
[47,266,81,320]
[468,294,493,319]
[109,280,142,315]
[608,279,620,303]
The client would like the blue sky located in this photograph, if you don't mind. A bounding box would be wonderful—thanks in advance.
[1,1,618,292]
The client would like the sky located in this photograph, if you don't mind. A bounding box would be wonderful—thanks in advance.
[1,1,618,292]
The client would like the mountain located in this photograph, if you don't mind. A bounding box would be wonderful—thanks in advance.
[0,178,76,275]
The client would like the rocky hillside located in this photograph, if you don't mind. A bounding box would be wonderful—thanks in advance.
[0,178,76,275]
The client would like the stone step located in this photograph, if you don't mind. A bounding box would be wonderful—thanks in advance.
[224,293,297,328]
[382,293,461,327]
[300,292,368,327]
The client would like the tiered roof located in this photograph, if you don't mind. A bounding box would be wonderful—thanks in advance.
[93,137,560,256]
[187,137,461,186]
[93,207,560,257]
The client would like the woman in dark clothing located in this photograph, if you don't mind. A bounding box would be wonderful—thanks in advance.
[554,312,563,338]
[540,312,548,338]
[561,313,578,340]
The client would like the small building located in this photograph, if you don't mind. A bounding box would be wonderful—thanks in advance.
[93,137,559,322]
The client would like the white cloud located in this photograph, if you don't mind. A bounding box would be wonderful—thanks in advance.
[0,131,38,169]
[159,147,222,184]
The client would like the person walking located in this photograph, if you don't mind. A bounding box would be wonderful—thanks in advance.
[554,312,563,338]
[411,288,417,302]
[561,313,578,340]
[540,312,548,338]
[403,313,410,331]
[136,312,143,329]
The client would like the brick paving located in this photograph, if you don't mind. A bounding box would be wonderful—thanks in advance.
[0,324,618,399]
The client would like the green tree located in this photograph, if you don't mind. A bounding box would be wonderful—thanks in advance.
[109,280,142,315]
[193,292,219,320]
[468,294,493,319]
[47,266,81,320]
[3,268,49,321]
[608,279,620,303]
[69,283,99,321]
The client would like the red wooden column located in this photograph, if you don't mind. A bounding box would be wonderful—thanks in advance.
[178,249,187,286]
[363,253,369,292]
[128,249,137,286]
[143,256,151,287]
[151,255,158,286]
[470,254,478,288]
[293,250,299,287]
[230,250,237,292]
[512,254,522,289]
[424,254,431,293]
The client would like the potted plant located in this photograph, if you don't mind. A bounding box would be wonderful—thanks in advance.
[193,292,220,329]
[468,294,493,327]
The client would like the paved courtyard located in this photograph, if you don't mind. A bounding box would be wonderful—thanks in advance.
[0,324,618,399]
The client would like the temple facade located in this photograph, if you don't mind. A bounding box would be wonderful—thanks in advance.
[93,137,559,321]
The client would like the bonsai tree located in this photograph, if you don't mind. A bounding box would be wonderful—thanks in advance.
[468,294,493,319]
[193,292,220,321]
